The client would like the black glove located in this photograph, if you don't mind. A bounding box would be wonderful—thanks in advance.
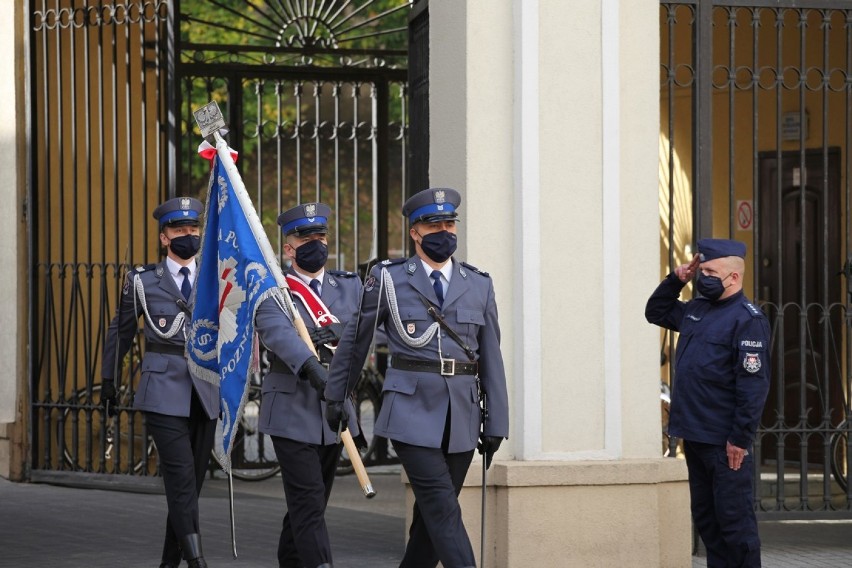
[298,356,327,397]
[477,435,503,470]
[325,399,349,434]
[101,380,118,418]
[307,322,344,348]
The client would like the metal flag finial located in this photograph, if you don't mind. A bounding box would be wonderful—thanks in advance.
[193,101,227,140]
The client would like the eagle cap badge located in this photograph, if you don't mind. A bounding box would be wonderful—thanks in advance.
[304,203,317,218]
[180,197,191,210]
[434,190,446,204]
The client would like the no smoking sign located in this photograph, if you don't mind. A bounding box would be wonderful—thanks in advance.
[737,200,753,232]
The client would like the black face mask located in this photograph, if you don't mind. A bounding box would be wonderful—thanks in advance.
[418,230,457,264]
[168,234,201,260]
[696,272,730,301]
[295,239,328,273]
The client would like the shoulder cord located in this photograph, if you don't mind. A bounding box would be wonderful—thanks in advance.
[381,267,443,353]
[269,287,294,322]
[133,274,186,339]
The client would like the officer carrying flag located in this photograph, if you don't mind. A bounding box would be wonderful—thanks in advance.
[186,102,372,563]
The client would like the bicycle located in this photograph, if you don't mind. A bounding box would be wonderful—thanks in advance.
[829,419,852,492]
[61,383,157,474]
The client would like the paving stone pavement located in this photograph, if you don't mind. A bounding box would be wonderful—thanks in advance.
[0,468,406,568]
[2,468,852,567]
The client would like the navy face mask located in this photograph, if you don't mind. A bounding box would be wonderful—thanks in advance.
[168,235,201,260]
[295,239,329,273]
[696,272,730,301]
[418,230,457,263]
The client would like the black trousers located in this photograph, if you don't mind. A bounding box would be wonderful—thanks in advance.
[272,436,343,568]
[145,392,216,564]
[684,440,761,568]
[394,440,476,568]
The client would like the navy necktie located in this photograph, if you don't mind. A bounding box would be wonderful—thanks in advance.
[179,266,191,300]
[431,270,444,306]
[309,278,321,297]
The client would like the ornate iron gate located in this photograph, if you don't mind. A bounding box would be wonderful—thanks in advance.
[661,1,852,517]
[29,0,410,481]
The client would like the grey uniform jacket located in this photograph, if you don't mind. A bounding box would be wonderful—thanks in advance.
[102,260,219,420]
[326,257,509,453]
[256,269,361,445]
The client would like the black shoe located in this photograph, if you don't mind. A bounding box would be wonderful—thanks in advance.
[180,534,207,568]
[158,564,179,568]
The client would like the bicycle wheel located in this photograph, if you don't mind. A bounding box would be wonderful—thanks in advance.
[214,383,280,481]
[830,422,849,493]
[337,373,383,475]
[61,385,156,474]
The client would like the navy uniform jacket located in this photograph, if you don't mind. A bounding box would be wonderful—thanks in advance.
[645,274,770,447]
[102,260,219,420]
[256,269,361,445]
[325,257,509,453]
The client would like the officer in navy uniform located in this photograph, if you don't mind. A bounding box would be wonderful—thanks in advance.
[101,197,217,568]
[645,238,770,568]
[324,187,509,568]
[255,202,360,568]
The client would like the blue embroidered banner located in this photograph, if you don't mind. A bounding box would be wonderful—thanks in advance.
[187,141,284,473]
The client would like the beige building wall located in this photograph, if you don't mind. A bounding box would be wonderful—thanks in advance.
[0,0,27,481]
[420,1,691,566]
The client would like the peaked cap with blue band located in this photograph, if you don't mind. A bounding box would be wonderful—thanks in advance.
[402,187,461,224]
[152,197,203,228]
[697,238,747,261]
[277,202,331,236]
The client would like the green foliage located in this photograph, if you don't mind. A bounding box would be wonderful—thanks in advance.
[177,1,411,265]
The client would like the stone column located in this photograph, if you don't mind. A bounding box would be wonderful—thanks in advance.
[411,1,692,565]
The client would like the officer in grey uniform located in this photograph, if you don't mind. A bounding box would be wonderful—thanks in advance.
[101,197,217,568]
[645,238,770,568]
[255,202,360,568]
[325,187,509,568]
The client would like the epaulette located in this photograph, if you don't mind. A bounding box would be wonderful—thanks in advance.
[379,258,406,266]
[460,261,490,278]
[328,269,358,278]
[742,301,764,318]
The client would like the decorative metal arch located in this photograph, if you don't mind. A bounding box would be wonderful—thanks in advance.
[177,0,411,68]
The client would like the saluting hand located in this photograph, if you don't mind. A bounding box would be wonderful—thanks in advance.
[674,254,700,283]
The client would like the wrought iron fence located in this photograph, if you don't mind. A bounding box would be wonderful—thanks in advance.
[29,0,411,480]
[660,1,852,517]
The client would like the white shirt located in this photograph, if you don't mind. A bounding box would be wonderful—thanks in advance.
[166,256,196,291]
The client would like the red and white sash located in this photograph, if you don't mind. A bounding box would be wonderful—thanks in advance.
[285,274,340,329]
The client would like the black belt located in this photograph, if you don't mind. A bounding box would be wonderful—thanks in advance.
[390,356,478,377]
[146,343,185,356]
